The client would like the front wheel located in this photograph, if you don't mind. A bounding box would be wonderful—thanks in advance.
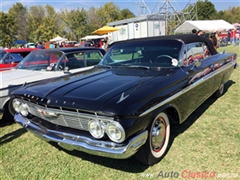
[2,99,15,123]
[135,112,170,165]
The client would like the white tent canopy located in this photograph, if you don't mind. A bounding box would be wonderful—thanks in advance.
[232,23,240,27]
[80,35,108,40]
[50,35,68,42]
[174,20,235,34]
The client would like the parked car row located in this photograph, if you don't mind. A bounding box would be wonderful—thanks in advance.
[1,34,238,165]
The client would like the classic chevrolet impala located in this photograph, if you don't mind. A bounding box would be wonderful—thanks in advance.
[13,34,238,165]
[0,47,105,120]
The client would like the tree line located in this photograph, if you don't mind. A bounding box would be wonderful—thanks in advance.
[0,2,135,48]
[0,0,239,48]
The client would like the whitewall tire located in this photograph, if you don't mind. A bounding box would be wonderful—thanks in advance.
[135,111,170,165]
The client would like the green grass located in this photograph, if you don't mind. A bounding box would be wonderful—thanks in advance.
[1,45,240,180]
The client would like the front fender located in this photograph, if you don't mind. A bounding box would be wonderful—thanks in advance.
[146,103,180,124]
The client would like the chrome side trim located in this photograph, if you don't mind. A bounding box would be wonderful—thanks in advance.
[140,60,236,117]
[14,113,148,159]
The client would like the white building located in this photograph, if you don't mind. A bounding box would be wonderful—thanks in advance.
[107,14,165,43]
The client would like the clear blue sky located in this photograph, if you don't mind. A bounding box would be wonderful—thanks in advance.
[1,0,240,16]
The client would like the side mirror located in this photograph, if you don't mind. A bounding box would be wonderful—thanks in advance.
[188,59,201,73]
[194,59,201,67]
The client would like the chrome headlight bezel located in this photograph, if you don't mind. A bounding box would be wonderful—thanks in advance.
[106,122,125,143]
[88,120,105,139]
[12,99,21,113]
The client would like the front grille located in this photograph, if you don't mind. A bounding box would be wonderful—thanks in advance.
[18,99,113,131]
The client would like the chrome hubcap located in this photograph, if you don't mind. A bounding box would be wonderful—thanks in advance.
[151,117,166,152]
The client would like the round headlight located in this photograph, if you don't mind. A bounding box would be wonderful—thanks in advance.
[106,122,125,143]
[12,99,21,113]
[19,103,29,116]
[88,120,105,139]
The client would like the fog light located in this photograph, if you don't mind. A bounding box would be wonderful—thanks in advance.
[19,103,29,116]
[106,122,125,143]
[12,99,21,113]
[88,120,105,139]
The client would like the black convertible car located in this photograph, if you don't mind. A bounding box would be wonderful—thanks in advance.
[13,34,238,165]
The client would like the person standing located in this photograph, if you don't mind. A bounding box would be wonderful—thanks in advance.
[49,42,55,49]
[99,39,103,48]
[210,32,218,50]
[19,44,24,49]
[101,41,106,50]
[37,42,45,49]
[230,29,236,45]
[235,31,239,46]
[215,31,220,48]
[191,29,197,34]
[232,28,237,46]
[60,42,66,47]
[197,30,203,36]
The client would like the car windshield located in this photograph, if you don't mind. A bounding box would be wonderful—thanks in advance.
[10,53,24,62]
[16,50,63,71]
[0,51,7,60]
[99,39,183,68]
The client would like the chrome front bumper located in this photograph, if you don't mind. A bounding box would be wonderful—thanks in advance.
[14,113,148,159]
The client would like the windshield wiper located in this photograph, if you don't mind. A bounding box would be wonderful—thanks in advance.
[126,65,150,70]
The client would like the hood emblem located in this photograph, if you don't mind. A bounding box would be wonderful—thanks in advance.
[117,92,129,104]
[38,109,58,117]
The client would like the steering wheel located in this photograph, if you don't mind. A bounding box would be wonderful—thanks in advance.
[156,55,174,60]
[155,55,175,66]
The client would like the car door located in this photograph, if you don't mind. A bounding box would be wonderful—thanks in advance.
[177,42,217,121]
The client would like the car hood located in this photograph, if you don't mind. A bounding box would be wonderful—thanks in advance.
[1,66,94,89]
[0,69,67,88]
[14,67,176,114]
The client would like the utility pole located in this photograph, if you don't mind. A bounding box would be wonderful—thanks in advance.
[136,0,197,34]
[165,0,169,35]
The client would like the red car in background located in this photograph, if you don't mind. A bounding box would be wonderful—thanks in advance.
[65,41,78,47]
[0,48,37,71]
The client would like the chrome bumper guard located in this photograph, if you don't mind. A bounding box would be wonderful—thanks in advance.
[14,113,148,159]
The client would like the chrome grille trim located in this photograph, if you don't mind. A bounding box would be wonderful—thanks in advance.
[18,99,114,131]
